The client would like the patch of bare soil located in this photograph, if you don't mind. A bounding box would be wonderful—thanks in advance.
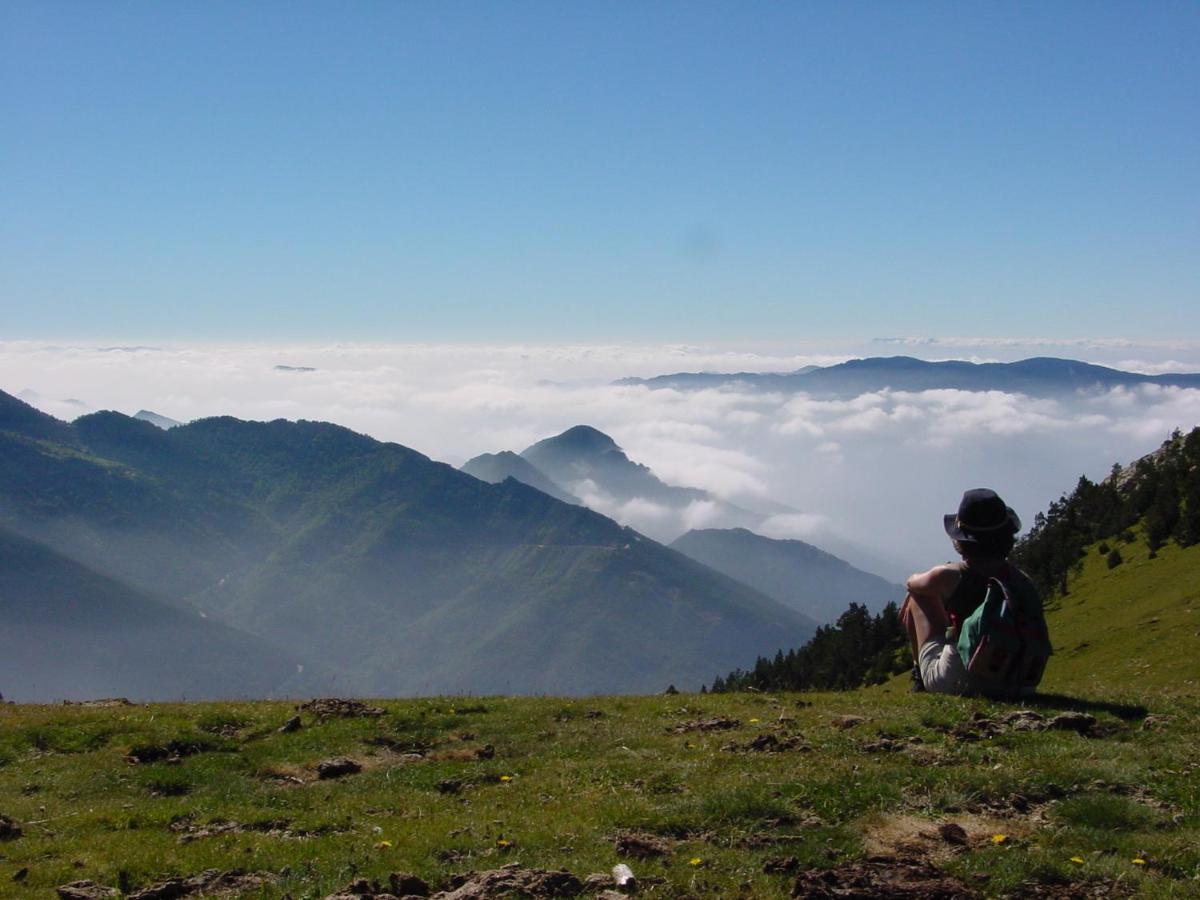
[61,698,135,708]
[298,698,386,719]
[325,872,431,898]
[325,865,581,899]
[612,829,673,858]
[317,757,363,779]
[790,854,981,899]
[942,710,1109,742]
[168,815,342,843]
[0,813,21,840]
[721,732,813,753]
[669,716,740,733]
[124,738,226,765]
[831,715,867,729]
[61,871,272,900]
[863,814,1027,860]
[1008,881,1133,898]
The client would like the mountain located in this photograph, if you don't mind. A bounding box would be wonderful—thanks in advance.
[134,409,183,429]
[460,451,581,505]
[0,390,814,697]
[671,527,902,624]
[0,525,323,702]
[521,425,710,507]
[619,356,1200,398]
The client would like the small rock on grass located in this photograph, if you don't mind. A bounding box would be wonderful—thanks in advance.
[278,715,302,733]
[938,822,970,846]
[56,882,119,900]
[831,714,866,729]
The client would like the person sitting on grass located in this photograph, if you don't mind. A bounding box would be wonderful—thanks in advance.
[901,488,1037,695]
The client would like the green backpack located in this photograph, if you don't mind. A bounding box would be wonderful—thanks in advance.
[956,569,1052,697]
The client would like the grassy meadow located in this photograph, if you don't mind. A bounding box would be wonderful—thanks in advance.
[1,538,1197,898]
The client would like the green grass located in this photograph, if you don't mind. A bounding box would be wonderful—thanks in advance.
[0,541,1197,898]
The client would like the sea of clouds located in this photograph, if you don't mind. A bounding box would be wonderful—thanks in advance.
[5,338,1200,578]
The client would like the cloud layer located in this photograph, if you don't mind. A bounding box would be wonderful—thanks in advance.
[5,340,1200,577]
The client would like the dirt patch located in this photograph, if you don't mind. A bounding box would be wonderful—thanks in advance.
[317,757,363,779]
[790,855,981,898]
[325,866,580,899]
[126,869,273,900]
[124,738,225,764]
[864,814,1028,860]
[669,716,740,733]
[612,829,673,858]
[1009,880,1133,898]
[0,813,21,840]
[831,715,867,729]
[62,871,272,900]
[168,816,343,843]
[721,733,813,753]
[325,872,431,898]
[61,698,135,708]
[944,710,1108,742]
[439,865,582,899]
[298,698,386,719]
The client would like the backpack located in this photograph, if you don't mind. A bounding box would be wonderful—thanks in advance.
[956,569,1052,697]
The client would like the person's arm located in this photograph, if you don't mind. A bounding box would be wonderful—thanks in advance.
[906,564,960,601]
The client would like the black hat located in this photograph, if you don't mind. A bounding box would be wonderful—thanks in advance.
[943,488,1021,543]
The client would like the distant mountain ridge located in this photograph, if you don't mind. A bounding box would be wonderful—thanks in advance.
[0,390,815,699]
[618,356,1200,398]
[671,527,902,624]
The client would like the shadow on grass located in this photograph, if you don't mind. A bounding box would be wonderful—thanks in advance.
[1023,692,1147,721]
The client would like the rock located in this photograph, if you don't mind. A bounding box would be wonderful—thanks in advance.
[317,757,362,779]
[0,813,22,840]
[57,882,120,900]
[437,779,464,795]
[278,715,302,733]
[13,867,29,882]
[611,862,637,890]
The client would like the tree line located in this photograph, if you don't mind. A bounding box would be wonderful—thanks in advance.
[709,425,1200,694]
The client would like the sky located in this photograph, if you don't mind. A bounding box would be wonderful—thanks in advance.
[2,2,1198,341]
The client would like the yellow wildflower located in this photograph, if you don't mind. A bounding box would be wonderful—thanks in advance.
[500,775,513,782]
[374,840,392,850]
[1070,856,1085,865]
[991,834,1007,844]
[749,718,760,723]
[688,857,703,866]
[1132,858,1147,866]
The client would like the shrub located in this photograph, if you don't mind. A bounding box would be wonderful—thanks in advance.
[1106,548,1123,569]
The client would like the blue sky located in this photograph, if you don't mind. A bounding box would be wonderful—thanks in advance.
[2,2,1197,341]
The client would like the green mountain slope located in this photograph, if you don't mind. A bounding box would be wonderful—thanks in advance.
[0,392,813,697]
[1040,534,1200,698]
[0,526,325,702]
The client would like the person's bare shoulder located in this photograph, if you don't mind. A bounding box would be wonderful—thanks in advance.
[906,563,961,599]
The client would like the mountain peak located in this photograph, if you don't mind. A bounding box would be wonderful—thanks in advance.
[526,425,619,456]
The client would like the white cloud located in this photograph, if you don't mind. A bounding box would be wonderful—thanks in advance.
[3,339,1199,570]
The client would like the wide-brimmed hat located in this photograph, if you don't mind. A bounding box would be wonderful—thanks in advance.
[943,488,1021,543]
